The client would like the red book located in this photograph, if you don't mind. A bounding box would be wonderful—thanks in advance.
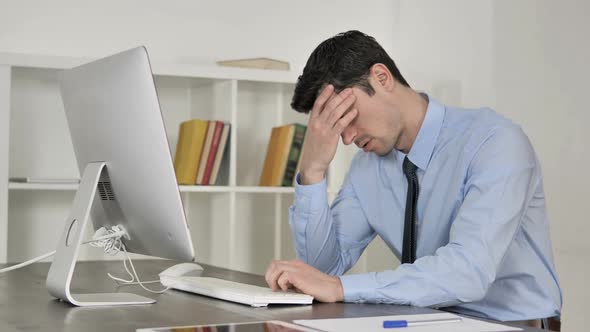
[202,121,224,185]
[209,123,230,185]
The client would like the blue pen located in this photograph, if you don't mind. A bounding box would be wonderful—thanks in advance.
[383,317,462,328]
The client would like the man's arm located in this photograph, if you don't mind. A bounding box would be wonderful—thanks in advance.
[265,157,375,302]
[265,85,375,301]
[287,83,375,274]
[290,169,376,275]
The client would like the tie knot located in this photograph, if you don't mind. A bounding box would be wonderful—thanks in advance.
[403,156,418,177]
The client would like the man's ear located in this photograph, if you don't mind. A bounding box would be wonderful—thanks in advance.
[370,63,395,92]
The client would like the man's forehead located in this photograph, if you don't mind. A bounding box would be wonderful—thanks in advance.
[317,83,361,95]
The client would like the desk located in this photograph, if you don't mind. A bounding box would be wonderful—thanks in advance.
[0,260,542,331]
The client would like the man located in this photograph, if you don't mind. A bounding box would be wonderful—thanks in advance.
[264,30,562,328]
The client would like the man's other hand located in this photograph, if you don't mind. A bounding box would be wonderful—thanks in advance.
[264,259,344,303]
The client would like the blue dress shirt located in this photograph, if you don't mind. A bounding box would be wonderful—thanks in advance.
[290,94,562,321]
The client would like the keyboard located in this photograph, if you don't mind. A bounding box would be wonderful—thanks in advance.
[160,275,314,307]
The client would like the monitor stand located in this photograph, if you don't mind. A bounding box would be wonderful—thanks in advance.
[46,162,155,306]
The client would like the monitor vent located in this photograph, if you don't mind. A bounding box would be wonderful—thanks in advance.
[98,181,116,201]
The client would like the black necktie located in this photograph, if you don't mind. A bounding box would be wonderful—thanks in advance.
[402,156,419,264]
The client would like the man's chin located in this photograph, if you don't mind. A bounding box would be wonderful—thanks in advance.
[374,146,395,157]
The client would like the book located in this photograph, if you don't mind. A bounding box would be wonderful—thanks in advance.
[216,57,290,71]
[259,126,282,186]
[272,125,295,186]
[282,124,306,186]
[195,121,216,185]
[209,122,231,185]
[201,121,225,185]
[173,119,209,185]
[259,124,306,186]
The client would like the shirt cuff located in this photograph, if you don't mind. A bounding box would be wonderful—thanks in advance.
[294,173,329,213]
[339,273,378,303]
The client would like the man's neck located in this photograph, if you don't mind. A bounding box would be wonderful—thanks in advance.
[394,89,429,154]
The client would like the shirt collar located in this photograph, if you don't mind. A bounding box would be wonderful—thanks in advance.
[406,93,445,171]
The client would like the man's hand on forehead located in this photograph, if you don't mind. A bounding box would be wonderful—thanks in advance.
[298,84,358,185]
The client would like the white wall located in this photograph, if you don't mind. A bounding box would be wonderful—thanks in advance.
[0,0,395,73]
[393,0,495,108]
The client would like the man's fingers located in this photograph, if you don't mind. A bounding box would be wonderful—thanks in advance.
[277,271,293,291]
[319,88,352,122]
[311,84,334,118]
[268,264,285,291]
[265,260,286,290]
[265,261,297,291]
[264,261,277,289]
[333,108,358,134]
[326,94,356,127]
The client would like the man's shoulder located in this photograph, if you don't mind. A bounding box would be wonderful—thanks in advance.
[442,104,535,168]
[445,104,513,128]
[442,105,521,144]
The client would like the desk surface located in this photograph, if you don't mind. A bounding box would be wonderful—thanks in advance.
[0,260,542,332]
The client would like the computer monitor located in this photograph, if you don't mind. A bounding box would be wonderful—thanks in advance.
[46,47,195,306]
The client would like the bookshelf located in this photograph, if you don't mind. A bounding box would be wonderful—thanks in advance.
[0,52,361,275]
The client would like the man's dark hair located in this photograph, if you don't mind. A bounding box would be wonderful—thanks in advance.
[291,30,410,113]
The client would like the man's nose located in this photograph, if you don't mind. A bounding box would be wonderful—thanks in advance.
[341,126,356,145]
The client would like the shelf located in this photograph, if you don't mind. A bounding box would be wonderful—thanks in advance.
[8,182,79,191]
[7,182,295,194]
[152,63,297,84]
[7,182,340,195]
[179,185,295,194]
[0,52,298,84]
